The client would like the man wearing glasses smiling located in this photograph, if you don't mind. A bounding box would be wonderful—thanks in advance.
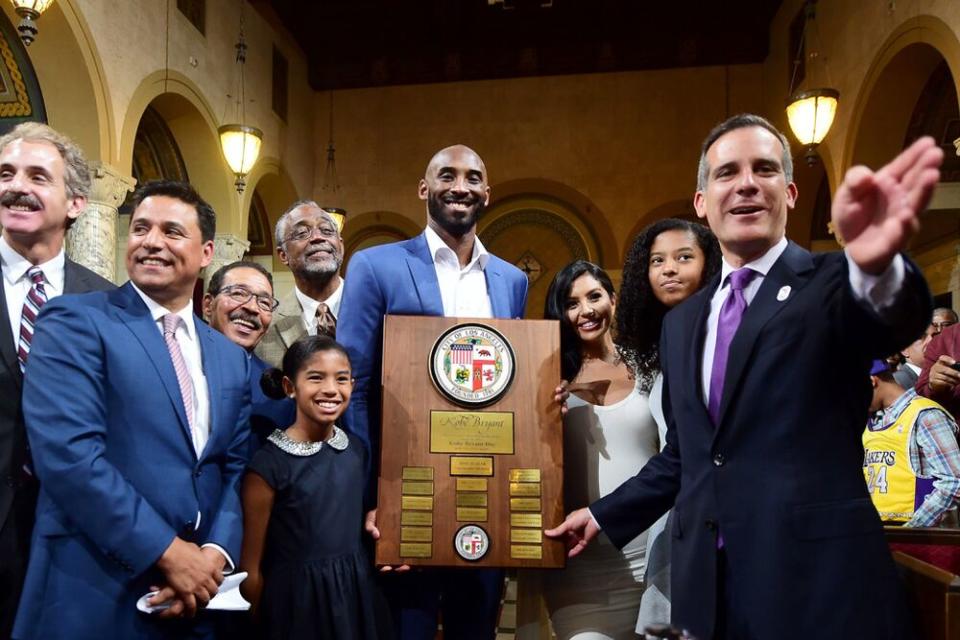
[203,261,294,456]
[255,201,344,368]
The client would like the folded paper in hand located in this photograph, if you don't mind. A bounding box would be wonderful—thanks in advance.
[137,571,250,613]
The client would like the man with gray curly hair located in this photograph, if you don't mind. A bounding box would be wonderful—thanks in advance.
[0,121,112,637]
[254,200,343,367]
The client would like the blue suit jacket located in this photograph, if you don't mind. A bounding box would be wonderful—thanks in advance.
[591,244,930,640]
[14,282,251,640]
[246,352,295,459]
[338,232,528,481]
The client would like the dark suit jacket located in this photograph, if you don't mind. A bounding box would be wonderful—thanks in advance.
[592,243,930,640]
[13,282,251,640]
[338,232,528,481]
[0,258,112,636]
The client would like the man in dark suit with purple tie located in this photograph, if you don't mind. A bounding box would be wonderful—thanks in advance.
[548,114,941,640]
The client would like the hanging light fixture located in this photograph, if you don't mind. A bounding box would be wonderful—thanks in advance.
[785,0,839,165]
[10,0,55,46]
[321,92,347,230]
[219,2,262,193]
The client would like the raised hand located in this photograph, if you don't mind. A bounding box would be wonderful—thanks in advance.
[544,507,600,558]
[831,136,943,275]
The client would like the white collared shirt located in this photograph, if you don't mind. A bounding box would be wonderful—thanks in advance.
[701,235,906,405]
[1,236,66,352]
[424,225,492,319]
[131,284,211,457]
[296,277,343,336]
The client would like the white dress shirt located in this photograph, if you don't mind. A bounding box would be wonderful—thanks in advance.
[1,236,65,351]
[700,236,907,404]
[424,225,492,319]
[131,284,211,456]
[131,284,234,570]
[296,277,343,336]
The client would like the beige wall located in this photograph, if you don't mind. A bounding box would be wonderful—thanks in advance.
[319,65,765,269]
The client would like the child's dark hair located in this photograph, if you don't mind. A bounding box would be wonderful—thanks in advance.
[260,335,353,400]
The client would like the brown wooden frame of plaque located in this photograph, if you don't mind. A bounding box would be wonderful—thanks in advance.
[376,315,564,568]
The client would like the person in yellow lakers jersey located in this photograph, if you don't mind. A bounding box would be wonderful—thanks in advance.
[864,359,960,526]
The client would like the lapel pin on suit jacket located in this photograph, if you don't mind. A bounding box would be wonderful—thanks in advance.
[776,285,791,302]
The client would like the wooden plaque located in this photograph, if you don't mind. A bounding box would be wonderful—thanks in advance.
[376,315,565,568]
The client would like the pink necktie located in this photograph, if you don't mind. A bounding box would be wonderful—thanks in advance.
[17,266,48,372]
[162,314,195,434]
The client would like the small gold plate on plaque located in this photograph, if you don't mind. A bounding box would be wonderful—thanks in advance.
[510,498,541,512]
[430,411,515,454]
[511,544,543,559]
[400,543,432,558]
[401,527,433,542]
[509,482,541,497]
[456,493,488,507]
[401,496,434,511]
[401,481,434,496]
[401,511,433,526]
[402,466,434,481]
[510,513,542,528]
[456,507,488,521]
[511,529,543,544]
[456,478,488,492]
[450,456,494,477]
[509,468,541,483]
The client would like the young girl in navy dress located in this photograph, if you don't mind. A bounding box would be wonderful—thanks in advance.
[240,335,389,639]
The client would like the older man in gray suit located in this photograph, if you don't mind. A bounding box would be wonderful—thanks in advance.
[254,201,343,367]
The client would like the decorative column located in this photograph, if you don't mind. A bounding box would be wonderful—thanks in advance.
[65,162,136,282]
[204,233,250,290]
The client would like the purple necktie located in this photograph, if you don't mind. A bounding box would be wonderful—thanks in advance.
[17,267,48,372]
[708,268,756,424]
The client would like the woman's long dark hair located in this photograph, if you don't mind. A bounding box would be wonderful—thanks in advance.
[616,218,721,391]
[543,260,617,382]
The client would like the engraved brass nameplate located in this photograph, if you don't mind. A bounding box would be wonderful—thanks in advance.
[511,544,543,559]
[510,528,543,543]
[401,511,434,526]
[402,466,434,481]
[509,482,541,497]
[509,468,541,483]
[456,493,488,507]
[510,498,541,512]
[449,456,494,476]
[430,411,515,454]
[401,496,434,511]
[510,513,542,528]
[400,543,432,558]
[401,527,433,542]
[402,481,434,496]
[456,478,488,492]
[456,507,488,521]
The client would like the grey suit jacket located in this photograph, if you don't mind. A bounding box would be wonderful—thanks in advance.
[254,289,306,368]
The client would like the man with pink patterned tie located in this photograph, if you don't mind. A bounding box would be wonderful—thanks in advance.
[14,180,250,640]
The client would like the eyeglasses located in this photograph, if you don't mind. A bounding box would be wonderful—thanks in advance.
[216,285,278,312]
[283,224,338,244]
[930,320,957,333]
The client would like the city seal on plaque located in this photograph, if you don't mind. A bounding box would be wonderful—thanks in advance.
[430,323,515,407]
[454,524,490,561]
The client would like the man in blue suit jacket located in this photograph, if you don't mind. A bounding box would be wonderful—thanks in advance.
[14,181,251,639]
[548,115,942,640]
[339,145,527,640]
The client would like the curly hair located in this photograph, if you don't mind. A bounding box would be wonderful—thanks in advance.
[616,218,721,391]
[543,260,616,382]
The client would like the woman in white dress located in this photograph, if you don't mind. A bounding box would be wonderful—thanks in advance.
[614,219,721,635]
[533,260,658,640]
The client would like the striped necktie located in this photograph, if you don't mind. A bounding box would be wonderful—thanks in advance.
[17,266,48,372]
[162,314,196,439]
